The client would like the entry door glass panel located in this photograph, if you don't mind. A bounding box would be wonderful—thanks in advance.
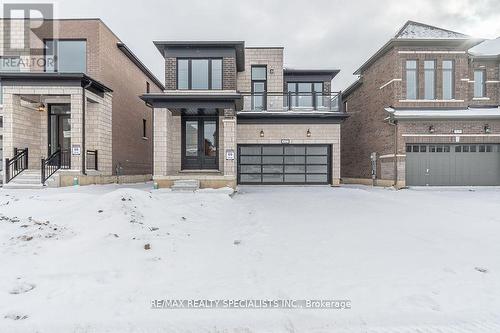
[203,121,217,158]
[185,121,198,157]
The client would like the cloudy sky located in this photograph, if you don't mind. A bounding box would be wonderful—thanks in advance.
[6,0,500,90]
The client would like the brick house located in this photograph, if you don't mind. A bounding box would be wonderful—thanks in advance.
[342,21,500,187]
[141,42,347,189]
[0,18,164,188]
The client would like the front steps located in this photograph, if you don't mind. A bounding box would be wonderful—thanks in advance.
[3,170,45,189]
[171,179,200,192]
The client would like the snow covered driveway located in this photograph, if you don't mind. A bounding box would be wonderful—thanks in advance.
[0,184,499,332]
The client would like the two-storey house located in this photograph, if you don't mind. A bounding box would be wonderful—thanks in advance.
[141,42,347,189]
[0,18,164,188]
[342,21,500,187]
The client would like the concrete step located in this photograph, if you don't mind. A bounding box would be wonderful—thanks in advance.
[2,169,45,189]
[3,182,45,190]
[171,179,200,192]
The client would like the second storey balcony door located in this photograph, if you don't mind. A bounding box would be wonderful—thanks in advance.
[182,117,218,170]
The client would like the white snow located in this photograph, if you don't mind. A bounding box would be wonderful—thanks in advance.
[1,183,500,332]
[396,22,468,39]
[469,37,500,56]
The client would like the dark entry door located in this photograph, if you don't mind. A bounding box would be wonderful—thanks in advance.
[48,104,71,168]
[182,117,218,170]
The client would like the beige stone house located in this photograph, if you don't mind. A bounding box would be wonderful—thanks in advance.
[342,21,500,187]
[0,18,164,188]
[142,42,347,189]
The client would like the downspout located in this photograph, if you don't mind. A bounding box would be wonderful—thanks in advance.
[81,80,92,176]
[393,120,398,188]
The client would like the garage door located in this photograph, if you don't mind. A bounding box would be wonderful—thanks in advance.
[406,144,500,186]
[238,145,331,184]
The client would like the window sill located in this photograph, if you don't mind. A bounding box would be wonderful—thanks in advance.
[399,99,465,103]
[472,97,490,101]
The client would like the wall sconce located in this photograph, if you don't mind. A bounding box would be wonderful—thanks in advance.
[428,125,435,134]
[37,95,46,112]
[269,68,274,75]
[484,124,491,134]
[260,130,265,138]
[306,129,312,137]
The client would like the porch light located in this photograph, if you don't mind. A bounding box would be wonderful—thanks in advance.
[428,125,435,134]
[484,124,491,134]
[37,102,46,112]
[260,130,265,138]
[307,129,312,137]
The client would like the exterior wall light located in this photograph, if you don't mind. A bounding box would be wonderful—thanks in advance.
[37,102,46,112]
[306,129,312,137]
[260,130,265,138]
[428,125,435,134]
[484,124,491,134]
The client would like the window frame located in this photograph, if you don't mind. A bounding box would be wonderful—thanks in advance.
[43,38,87,73]
[424,60,436,100]
[405,60,418,100]
[442,60,455,100]
[142,119,147,139]
[176,58,223,90]
[251,65,268,111]
[473,69,487,98]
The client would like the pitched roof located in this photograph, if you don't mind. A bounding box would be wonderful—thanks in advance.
[469,37,500,57]
[395,20,469,39]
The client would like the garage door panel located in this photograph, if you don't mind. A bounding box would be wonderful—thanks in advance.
[238,144,331,185]
[406,144,500,186]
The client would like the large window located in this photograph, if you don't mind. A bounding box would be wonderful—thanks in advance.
[424,60,436,99]
[406,60,418,99]
[45,40,87,73]
[442,60,454,100]
[177,58,222,90]
[287,82,324,108]
[474,70,486,98]
[251,66,267,111]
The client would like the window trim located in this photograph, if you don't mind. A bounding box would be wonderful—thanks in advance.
[176,58,223,90]
[424,60,436,100]
[43,38,87,73]
[142,119,147,139]
[405,59,418,100]
[473,69,487,98]
[442,60,455,100]
[251,65,268,111]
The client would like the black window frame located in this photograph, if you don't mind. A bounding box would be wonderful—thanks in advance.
[176,58,223,90]
[43,38,87,73]
[251,65,268,111]
[442,60,455,100]
[142,119,147,138]
[146,81,150,93]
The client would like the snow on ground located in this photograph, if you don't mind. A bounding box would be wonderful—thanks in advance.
[0,183,499,332]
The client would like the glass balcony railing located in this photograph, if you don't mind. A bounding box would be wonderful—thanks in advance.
[241,92,343,112]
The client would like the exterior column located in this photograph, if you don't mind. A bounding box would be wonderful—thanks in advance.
[70,88,84,172]
[153,107,169,177]
[222,109,237,178]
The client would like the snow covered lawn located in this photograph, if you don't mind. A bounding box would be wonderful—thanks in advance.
[0,184,499,332]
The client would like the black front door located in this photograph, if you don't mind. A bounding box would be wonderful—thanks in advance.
[182,117,218,170]
[48,104,71,168]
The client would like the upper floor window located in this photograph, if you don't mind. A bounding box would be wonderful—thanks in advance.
[146,81,150,93]
[45,39,87,73]
[177,58,222,90]
[287,82,324,108]
[251,66,267,111]
[442,60,454,100]
[424,60,435,100]
[474,69,486,98]
[406,60,418,99]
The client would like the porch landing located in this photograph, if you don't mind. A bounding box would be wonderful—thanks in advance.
[154,172,236,189]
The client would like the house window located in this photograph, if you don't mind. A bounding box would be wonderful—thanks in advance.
[424,60,436,99]
[251,66,267,111]
[442,60,454,100]
[176,58,223,90]
[142,119,147,138]
[45,40,87,73]
[406,60,418,99]
[287,82,324,108]
[146,81,150,93]
[474,70,486,97]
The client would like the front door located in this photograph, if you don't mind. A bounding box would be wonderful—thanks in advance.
[48,104,71,168]
[182,117,218,170]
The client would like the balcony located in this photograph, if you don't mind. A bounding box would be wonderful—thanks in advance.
[240,92,343,112]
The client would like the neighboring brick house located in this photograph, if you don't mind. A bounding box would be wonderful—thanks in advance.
[342,21,500,187]
[142,41,346,189]
[0,18,164,187]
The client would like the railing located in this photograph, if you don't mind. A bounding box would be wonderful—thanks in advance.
[86,150,98,171]
[5,148,28,183]
[241,92,343,112]
[41,149,71,184]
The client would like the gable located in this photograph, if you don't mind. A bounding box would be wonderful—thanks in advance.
[396,21,469,39]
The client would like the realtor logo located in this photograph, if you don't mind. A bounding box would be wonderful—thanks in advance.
[3,3,54,52]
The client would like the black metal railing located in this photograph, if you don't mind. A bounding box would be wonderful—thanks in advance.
[241,92,343,112]
[41,149,70,184]
[86,150,98,170]
[5,148,28,183]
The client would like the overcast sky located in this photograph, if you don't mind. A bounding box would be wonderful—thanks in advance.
[6,0,500,90]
